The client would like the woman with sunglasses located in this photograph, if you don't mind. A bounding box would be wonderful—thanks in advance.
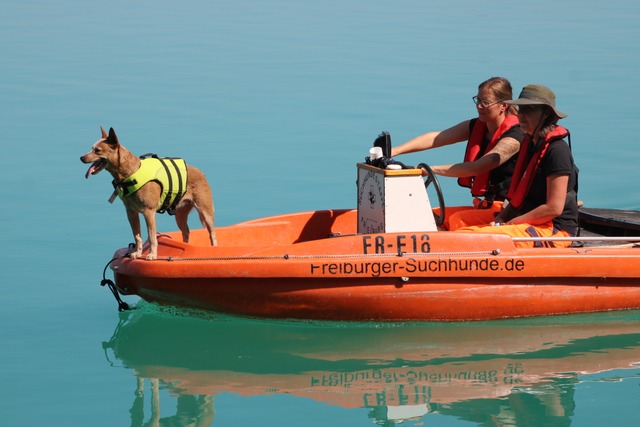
[458,84,579,248]
[391,77,524,230]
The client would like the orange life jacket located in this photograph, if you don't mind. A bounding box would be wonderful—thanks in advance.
[458,115,520,197]
[506,126,570,209]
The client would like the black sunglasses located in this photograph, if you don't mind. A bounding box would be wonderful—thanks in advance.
[517,105,541,114]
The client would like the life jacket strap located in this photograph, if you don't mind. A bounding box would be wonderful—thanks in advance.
[139,153,186,215]
[525,225,564,248]
[111,178,139,198]
[157,158,185,214]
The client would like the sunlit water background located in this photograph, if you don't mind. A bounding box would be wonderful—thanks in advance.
[2,0,639,425]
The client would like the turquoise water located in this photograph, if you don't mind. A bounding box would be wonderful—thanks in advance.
[2,0,639,425]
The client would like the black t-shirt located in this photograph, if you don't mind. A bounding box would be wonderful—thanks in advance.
[519,139,579,235]
[468,118,525,200]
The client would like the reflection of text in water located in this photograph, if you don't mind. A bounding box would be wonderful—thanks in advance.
[310,363,525,406]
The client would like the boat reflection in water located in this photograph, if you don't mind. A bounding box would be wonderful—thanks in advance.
[104,304,640,426]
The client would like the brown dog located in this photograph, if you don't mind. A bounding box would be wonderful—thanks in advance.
[81,126,216,260]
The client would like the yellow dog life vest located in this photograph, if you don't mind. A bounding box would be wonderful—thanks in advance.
[112,156,189,214]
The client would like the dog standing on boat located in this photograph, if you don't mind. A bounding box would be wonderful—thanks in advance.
[80,126,217,260]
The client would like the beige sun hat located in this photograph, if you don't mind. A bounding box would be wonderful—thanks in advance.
[505,84,567,119]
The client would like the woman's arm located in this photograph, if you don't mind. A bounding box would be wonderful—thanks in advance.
[391,120,471,156]
[431,137,520,177]
[507,174,569,225]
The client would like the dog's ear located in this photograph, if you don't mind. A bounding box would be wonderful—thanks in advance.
[107,127,120,146]
[100,126,108,139]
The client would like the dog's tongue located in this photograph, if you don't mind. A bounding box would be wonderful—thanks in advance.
[85,163,98,179]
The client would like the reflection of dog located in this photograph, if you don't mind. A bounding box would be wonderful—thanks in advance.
[80,126,216,260]
[132,378,215,426]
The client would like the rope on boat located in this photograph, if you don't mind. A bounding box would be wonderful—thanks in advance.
[149,249,502,262]
[100,253,132,312]
[513,236,640,242]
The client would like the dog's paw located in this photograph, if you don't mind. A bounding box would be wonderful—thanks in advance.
[145,253,157,261]
[130,251,143,259]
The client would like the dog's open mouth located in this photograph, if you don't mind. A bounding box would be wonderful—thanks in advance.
[85,159,107,179]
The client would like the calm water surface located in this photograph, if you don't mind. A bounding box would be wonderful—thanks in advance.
[2,1,639,426]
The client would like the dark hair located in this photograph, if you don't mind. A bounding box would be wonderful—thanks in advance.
[478,77,517,115]
[537,106,560,138]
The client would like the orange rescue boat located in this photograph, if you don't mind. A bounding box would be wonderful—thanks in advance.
[107,159,640,321]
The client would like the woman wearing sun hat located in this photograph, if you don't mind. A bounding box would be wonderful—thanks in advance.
[457,84,579,248]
